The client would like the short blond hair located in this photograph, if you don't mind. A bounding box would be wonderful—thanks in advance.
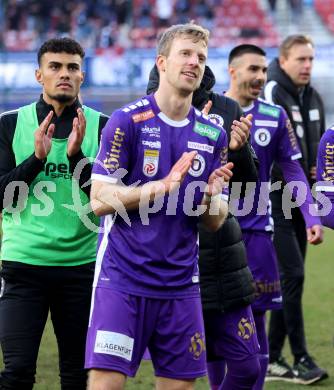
[157,23,209,57]
[279,35,314,58]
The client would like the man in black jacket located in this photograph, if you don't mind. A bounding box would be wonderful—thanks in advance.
[263,34,328,384]
[147,65,261,390]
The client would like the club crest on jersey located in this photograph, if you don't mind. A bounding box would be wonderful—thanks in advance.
[143,149,159,177]
[254,128,271,146]
[189,154,206,177]
[208,113,224,128]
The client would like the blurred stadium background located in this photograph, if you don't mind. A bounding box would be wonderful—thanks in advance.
[1,0,334,125]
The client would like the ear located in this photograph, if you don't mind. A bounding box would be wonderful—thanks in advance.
[156,55,166,73]
[35,68,43,85]
[279,56,286,68]
[228,65,235,79]
[80,71,85,85]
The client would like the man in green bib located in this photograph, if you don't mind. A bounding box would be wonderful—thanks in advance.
[0,38,108,390]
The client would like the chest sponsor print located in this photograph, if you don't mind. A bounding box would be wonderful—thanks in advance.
[142,140,161,149]
[189,154,206,177]
[258,103,280,118]
[254,128,271,146]
[187,141,214,154]
[143,149,159,177]
[193,121,220,141]
[141,125,160,138]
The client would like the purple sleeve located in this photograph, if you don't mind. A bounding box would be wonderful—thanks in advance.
[280,159,321,228]
[276,109,302,162]
[92,110,133,183]
[315,129,334,228]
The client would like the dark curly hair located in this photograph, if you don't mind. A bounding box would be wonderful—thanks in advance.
[37,37,85,66]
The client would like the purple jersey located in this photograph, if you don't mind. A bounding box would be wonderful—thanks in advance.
[316,127,334,193]
[316,127,334,229]
[92,94,228,298]
[234,98,301,232]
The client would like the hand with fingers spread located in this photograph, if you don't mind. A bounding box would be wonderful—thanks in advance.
[67,108,86,157]
[162,151,197,193]
[34,110,55,160]
[202,100,213,116]
[229,114,253,151]
[307,224,323,245]
[206,162,234,198]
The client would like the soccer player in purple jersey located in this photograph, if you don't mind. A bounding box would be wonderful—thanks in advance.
[85,23,233,390]
[225,44,323,389]
[316,127,334,229]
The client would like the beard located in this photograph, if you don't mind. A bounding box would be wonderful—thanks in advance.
[47,92,75,104]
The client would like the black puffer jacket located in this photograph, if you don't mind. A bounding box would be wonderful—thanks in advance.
[147,65,256,312]
[264,58,325,184]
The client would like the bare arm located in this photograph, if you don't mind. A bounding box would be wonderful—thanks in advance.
[90,151,197,217]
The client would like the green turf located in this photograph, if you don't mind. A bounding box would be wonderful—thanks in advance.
[1,229,333,389]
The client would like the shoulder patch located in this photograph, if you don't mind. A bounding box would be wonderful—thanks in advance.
[0,109,19,120]
[122,98,150,113]
[258,103,280,118]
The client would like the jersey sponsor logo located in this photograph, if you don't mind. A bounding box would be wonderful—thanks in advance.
[44,162,72,179]
[189,154,206,177]
[296,124,304,138]
[122,99,150,113]
[143,149,159,177]
[208,113,224,128]
[189,332,206,360]
[141,125,160,138]
[94,330,134,361]
[309,108,320,121]
[237,317,256,340]
[193,121,220,141]
[132,109,155,123]
[254,119,278,127]
[103,127,125,171]
[254,128,271,146]
[187,141,214,154]
[142,140,161,149]
[258,103,280,118]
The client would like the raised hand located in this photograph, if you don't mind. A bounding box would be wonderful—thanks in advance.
[202,100,213,116]
[307,224,323,245]
[206,162,234,197]
[34,110,55,160]
[67,108,86,157]
[162,151,197,193]
[229,113,253,151]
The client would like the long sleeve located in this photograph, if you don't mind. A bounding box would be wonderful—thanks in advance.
[279,159,321,228]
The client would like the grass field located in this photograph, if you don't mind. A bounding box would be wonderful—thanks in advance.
[1,229,333,389]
